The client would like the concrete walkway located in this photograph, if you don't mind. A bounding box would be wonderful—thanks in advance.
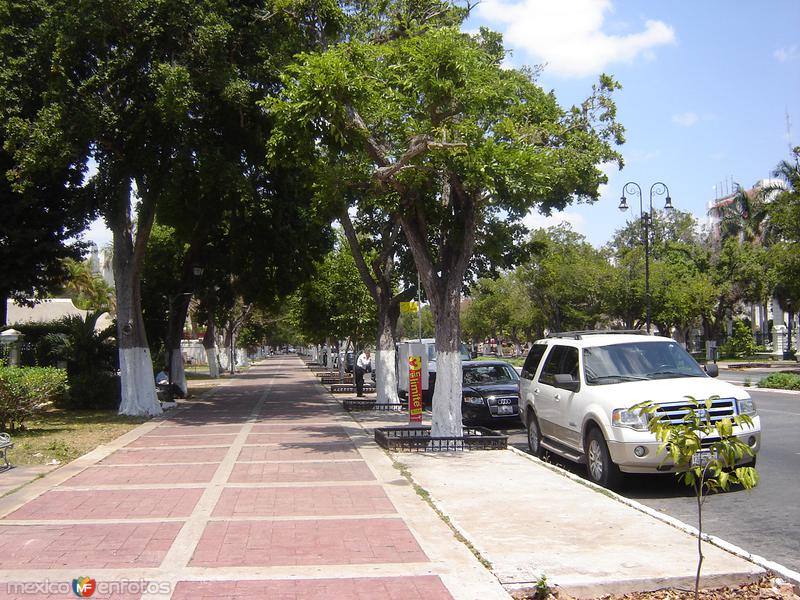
[0,357,506,600]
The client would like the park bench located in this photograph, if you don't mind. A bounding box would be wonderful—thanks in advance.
[321,374,353,384]
[330,383,375,394]
[0,432,13,469]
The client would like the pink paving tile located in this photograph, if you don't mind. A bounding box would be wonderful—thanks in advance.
[190,518,428,567]
[171,576,454,600]
[5,488,203,520]
[253,415,341,425]
[212,486,395,517]
[250,424,347,433]
[126,434,237,448]
[245,430,350,444]
[237,442,358,462]
[100,447,227,465]
[4,584,141,600]
[227,461,376,483]
[0,522,182,568]
[64,464,218,485]
[150,424,243,435]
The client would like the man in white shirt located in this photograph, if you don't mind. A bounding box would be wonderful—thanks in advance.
[355,348,372,397]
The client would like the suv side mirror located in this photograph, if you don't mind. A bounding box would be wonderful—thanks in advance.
[554,373,580,392]
[704,363,719,378]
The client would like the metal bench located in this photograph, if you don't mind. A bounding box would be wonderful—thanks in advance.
[0,432,13,469]
[330,383,375,394]
[321,375,353,384]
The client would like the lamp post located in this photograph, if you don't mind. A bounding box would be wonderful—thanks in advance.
[619,182,674,334]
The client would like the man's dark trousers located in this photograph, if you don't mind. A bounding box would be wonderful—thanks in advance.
[355,366,365,397]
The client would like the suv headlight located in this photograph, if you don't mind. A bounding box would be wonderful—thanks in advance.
[612,408,649,431]
[463,396,484,405]
[737,397,757,416]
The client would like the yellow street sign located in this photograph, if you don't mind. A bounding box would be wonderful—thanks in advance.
[400,301,419,314]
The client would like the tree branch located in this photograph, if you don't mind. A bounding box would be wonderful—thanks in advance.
[340,209,380,301]
[345,105,390,167]
[375,136,466,182]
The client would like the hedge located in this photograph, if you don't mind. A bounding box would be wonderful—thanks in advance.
[757,372,800,391]
[0,366,68,432]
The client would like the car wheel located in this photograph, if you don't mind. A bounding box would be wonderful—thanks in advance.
[586,428,622,489]
[526,411,543,458]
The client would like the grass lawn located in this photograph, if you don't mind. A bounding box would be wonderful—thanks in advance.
[8,410,148,467]
[473,354,525,367]
[7,373,228,467]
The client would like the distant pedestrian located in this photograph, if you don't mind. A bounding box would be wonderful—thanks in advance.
[355,349,372,397]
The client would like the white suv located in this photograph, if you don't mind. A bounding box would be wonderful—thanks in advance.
[518,331,760,488]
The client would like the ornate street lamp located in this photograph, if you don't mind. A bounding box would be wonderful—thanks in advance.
[619,182,674,333]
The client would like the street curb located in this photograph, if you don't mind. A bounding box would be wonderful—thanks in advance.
[507,445,800,585]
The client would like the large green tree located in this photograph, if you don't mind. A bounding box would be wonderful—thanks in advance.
[270,23,623,435]
[0,1,94,326]
[288,237,377,348]
[7,0,339,414]
[517,225,613,334]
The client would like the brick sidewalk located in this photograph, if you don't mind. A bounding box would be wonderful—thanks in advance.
[0,357,506,600]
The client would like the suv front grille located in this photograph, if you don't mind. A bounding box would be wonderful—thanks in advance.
[654,398,736,425]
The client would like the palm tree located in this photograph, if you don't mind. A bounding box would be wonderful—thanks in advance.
[711,184,773,246]
[60,259,116,313]
[46,312,117,375]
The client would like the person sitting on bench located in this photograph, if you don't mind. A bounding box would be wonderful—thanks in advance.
[155,365,185,399]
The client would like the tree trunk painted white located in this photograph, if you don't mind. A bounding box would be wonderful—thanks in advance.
[115,261,161,417]
[202,321,220,379]
[108,171,160,417]
[119,347,161,416]
[205,346,220,378]
[169,350,188,397]
[431,350,463,437]
[375,348,399,404]
[218,348,230,371]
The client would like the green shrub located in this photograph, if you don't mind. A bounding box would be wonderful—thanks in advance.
[0,366,68,431]
[60,371,121,410]
[719,320,756,358]
[757,372,800,390]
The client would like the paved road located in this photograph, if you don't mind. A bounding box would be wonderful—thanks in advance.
[501,387,800,575]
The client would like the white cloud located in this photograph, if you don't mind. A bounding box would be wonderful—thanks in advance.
[475,0,675,78]
[523,209,587,233]
[671,111,699,127]
[774,45,799,62]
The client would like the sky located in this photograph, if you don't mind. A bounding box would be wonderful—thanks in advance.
[470,0,800,246]
[85,0,800,249]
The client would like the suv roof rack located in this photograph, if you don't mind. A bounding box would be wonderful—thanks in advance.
[546,330,649,340]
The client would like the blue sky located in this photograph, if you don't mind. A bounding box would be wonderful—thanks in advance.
[86,0,800,249]
[469,0,800,246]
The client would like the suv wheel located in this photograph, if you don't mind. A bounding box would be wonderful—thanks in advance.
[526,411,543,458]
[586,428,622,489]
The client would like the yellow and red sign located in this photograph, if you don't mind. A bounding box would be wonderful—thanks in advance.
[400,301,419,314]
[408,355,423,423]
